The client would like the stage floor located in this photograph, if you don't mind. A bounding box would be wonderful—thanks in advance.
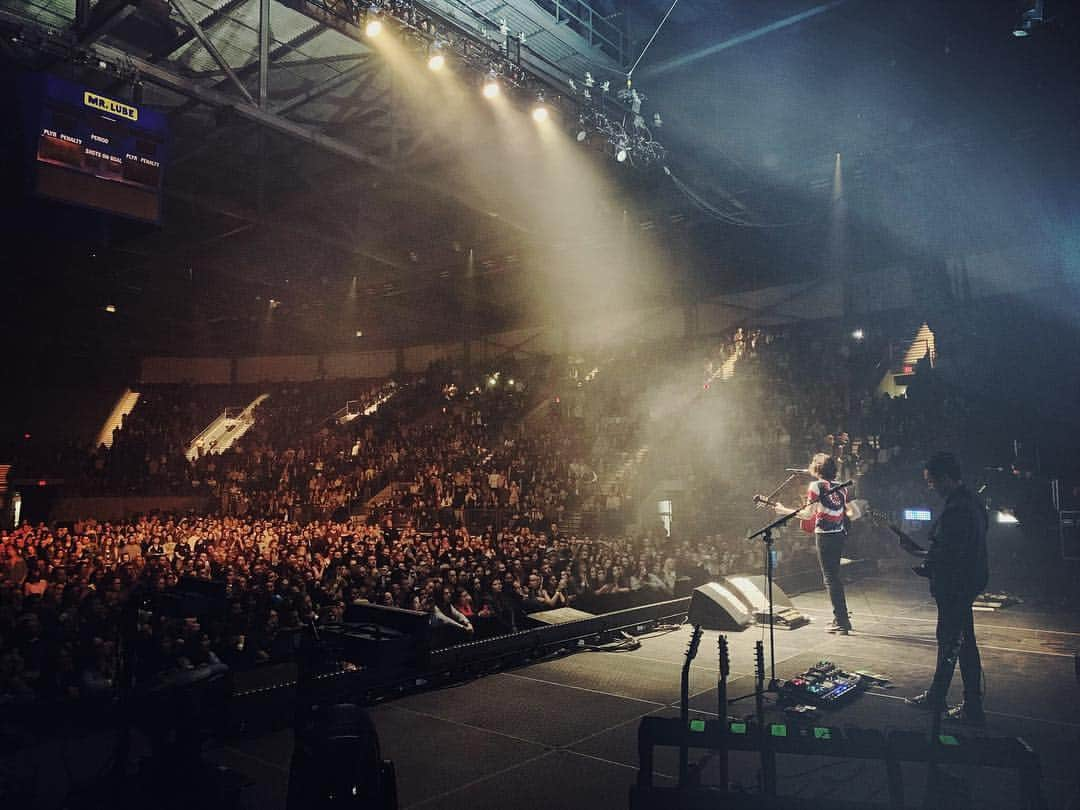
[210,561,1080,809]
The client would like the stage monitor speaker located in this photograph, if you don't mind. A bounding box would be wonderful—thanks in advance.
[722,574,795,613]
[687,582,753,631]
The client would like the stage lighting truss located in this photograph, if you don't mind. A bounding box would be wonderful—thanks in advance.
[325,0,667,166]
[575,107,666,167]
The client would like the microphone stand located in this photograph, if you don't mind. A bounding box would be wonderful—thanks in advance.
[760,473,797,509]
[733,480,854,701]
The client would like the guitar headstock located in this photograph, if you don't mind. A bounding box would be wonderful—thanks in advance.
[686,624,704,658]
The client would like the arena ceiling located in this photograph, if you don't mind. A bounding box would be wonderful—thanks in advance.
[0,0,1077,371]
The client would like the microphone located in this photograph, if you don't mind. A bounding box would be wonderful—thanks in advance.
[822,479,854,497]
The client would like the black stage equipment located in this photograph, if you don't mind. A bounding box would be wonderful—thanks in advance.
[687,582,753,631]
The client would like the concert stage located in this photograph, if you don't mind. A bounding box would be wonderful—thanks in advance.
[205,560,1080,809]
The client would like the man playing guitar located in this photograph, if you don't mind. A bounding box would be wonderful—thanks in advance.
[897,452,988,724]
[767,453,853,635]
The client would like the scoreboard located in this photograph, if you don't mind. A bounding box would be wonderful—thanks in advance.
[31,74,167,223]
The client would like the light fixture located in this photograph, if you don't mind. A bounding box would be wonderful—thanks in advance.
[427,41,445,71]
[482,72,499,98]
[104,304,117,313]
[995,509,1020,525]
[355,329,364,338]
[531,92,549,122]
[1013,1,1044,36]
[851,328,865,341]
[365,6,382,38]
[616,147,627,162]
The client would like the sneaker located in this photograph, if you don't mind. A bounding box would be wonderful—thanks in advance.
[826,620,852,635]
[944,702,986,725]
[905,691,945,711]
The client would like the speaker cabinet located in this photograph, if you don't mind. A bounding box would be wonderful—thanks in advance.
[687,582,753,631]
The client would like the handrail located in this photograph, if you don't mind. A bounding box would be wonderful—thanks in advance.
[533,0,624,62]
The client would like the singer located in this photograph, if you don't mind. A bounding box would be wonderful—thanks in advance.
[804,453,853,634]
[771,454,852,634]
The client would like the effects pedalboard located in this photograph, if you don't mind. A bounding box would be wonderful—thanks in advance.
[779,660,866,706]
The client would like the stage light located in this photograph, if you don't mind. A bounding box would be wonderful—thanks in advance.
[365,16,382,37]
[427,41,445,71]
[104,304,117,313]
[616,147,627,162]
[355,330,364,338]
[576,129,587,142]
[851,328,865,341]
[995,509,1020,525]
[482,76,499,98]
[532,105,548,123]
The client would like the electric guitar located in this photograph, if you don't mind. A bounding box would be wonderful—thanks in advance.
[754,495,931,577]
[753,493,875,535]
[860,506,931,578]
[752,494,816,533]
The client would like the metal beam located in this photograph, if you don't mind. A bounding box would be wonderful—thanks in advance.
[76,0,135,44]
[171,22,330,117]
[258,0,270,106]
[82,39,381,165]
[148,0,249,61]
[168,0,256,105]
[273,58,374,115]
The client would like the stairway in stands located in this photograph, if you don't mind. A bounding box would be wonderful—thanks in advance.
[185,394,268,461]
[878,322,936,397]
[95,389,141,449]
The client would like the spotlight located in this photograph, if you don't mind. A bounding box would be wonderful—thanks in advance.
[532,105,548,123]
[576,129,587,142]
[427,41,445,71]
[482,74,499,98]
[616,147,627,162]
[851,328,865,341]
[104,304,117,313]
[364,6,382,38]
[995,509,1020,525]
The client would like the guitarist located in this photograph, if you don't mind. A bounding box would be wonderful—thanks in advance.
[899,451,988,724]
[770,454,853,635]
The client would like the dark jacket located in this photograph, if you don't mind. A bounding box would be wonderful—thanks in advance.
[926,484,989,599]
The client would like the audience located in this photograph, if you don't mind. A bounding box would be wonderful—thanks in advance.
[1,324,994,705]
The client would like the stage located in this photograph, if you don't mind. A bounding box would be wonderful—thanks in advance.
[204,560,1080,809]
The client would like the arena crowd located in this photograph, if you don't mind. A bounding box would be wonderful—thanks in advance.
[1,324,988,704]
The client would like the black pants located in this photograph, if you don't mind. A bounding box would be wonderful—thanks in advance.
[816,532,850,627]
[928,592,983,708]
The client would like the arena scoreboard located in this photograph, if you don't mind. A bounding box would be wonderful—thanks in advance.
[30,74,167,223]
